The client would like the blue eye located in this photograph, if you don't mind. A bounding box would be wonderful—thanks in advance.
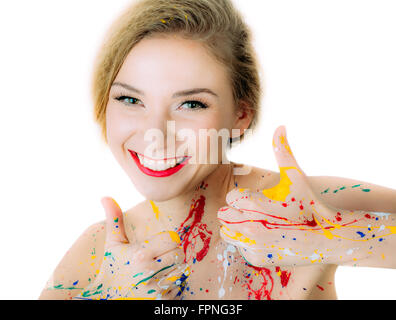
[115,96,142,105]
[114,95,210,110]
[180,100,209,110]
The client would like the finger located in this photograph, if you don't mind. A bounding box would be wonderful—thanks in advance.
[259,126,310,202]
[157,264,190,292]
[217,205,245,221]
[139,231,182,259]
[219,225,258,249]
[225,187,257,209]
[272,125,301,169]
[218,205,262,236]
[101,197,128,249]
[148,248,185,282]
[154,247,185,265]
[225,189,272,214]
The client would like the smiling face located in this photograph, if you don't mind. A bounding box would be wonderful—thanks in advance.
[106,34,251,201]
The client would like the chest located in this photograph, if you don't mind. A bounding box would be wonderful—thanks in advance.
[128,197,336,300]
[175,212,330,300]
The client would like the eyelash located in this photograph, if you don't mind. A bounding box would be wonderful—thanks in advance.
[113,93,210,111]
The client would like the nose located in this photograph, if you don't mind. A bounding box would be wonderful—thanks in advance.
[141,108,177,157]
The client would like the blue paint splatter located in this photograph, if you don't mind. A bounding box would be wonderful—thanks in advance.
[356,231,365,238]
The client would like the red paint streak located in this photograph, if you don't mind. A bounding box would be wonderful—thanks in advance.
[282,203,288,207]
[303,215,317,227]
[275,266,292,288]
[243,265,274,300]
[219,209,359,231]
[220,213,318,230]
[291,197,296,202]
[316,284,324,291]
[299,205,304,210]
[364,214,372,219]
[310,200,315,205]
[177,195,212,263]
[336,212,342,222]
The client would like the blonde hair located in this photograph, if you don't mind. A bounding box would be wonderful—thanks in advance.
[92,0,264,146]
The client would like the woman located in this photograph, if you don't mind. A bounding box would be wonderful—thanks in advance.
[38,0,396,300]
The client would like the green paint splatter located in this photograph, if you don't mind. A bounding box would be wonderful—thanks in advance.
[49,283,83,290]
[114,218,119,223]
[104,251,112,256]
[321,184,370,195]
[133,264,175,287]
[147,289,156,294]
[133,272,144,278]
[321,188,330,194]
[80,283,104,298]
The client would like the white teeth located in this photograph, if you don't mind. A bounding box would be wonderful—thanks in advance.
[135,153,185,171]
[176,157,184,164]
[166,158,177,167]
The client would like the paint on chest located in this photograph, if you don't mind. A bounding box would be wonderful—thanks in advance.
[177,195,213,264]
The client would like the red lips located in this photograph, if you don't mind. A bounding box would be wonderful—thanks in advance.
[128,150,190,177]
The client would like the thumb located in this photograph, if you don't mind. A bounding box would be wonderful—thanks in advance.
[272,125,303,171]
[263,126,309,201]
[101,197,129,248]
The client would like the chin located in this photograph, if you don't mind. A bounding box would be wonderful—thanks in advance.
[132,178,189,202]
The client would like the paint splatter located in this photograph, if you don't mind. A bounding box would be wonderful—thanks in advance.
[177,195,212,263]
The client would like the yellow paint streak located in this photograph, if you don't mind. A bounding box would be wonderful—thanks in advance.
[166,275,179,282]
[387,226,396,234]
[168,231,181,244]
[112,199,121,210]
[312,214,334,240]
[280,134,294,157]
[262,166,302,202]
[221,226,256,246]
[150,200,160,220]
[311,206,396,242]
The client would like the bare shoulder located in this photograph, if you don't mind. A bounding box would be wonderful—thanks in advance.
[232,162,280,191]
[38,220,106,300]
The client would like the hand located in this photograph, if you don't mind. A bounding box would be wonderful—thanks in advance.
[218,126,356,267]
[74,197,190,300]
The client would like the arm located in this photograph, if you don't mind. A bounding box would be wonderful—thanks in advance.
[308,175,396,214]
[308,175,396,268]
[38,221,106,300]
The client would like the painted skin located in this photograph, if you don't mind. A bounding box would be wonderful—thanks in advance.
[218,126,396,269]
[38,35,396,300]
[39,127,396,300]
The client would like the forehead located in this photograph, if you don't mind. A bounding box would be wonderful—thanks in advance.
[115,35,230,94]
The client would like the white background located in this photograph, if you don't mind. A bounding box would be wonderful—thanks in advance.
[0,0,395,300]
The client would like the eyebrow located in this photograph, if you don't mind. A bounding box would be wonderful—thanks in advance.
[111,82,219,99]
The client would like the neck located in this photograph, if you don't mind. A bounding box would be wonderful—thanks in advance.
[149,162,236,232]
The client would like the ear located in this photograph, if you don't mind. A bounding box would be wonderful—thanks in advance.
[231,100,254,139]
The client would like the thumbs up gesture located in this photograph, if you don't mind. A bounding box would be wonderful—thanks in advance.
[218,126,345,267]
[74,197,190,300]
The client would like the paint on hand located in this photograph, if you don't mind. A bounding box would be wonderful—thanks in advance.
[262,167,302,202]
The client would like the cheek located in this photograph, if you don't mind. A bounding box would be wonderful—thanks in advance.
[106,106,137,144]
